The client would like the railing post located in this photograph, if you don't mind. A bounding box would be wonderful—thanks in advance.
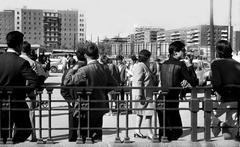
[6,91,13,144]
[85,90,93,144]
[124,91,131,143]
[204,88,212,141]
[152,92,160,143]
[76,91,84,144]
[161,91,169,143]
[190,88,199,142]
[37,90,44,144]
[114,91,122,143]
[46,88,54,144]
[0,91,3,144]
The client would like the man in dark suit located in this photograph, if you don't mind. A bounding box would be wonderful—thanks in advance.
[211,40,240,140]
[64,43,117,143]
[0,31,38,143]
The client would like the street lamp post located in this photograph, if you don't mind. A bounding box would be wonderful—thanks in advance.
[228,0,232,46]
[210,0,215,61]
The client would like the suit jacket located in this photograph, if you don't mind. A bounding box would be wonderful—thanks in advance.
[0,52,37,107]
[211,58,240,102]
[64,60,118,115]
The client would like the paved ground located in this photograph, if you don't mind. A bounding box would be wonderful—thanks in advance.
[2,72,238,147]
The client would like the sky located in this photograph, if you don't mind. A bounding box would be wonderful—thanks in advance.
[0,0,240,42]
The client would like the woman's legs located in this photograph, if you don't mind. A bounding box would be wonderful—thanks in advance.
[146,116,153,139]
[135,115,143,133]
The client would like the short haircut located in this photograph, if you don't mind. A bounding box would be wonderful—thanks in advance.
[131,55,138,62]
[6,31,24,48]
[116,55,124,61]
[216,40,232,58]
[22,41,31,54]
[100,54,109,64]
[85,43,99,59]
[76,48,86,61]
[138,49,151,62]
[168,41,185,55]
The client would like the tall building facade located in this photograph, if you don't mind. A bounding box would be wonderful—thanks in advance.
[157,25,231,60]
[0,8,86,50]
[134,26,164,43]
[21,9,44,45]
[157,25,230,47]
[0,10,15,42]
[43,10,61,49]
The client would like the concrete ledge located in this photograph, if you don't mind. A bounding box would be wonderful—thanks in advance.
[0,140,239,147]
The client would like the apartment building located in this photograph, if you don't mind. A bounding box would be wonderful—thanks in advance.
[43,10,61,49]
[0,10,15,43]
[0,8,86,50]
[21,9,44,45]
[134,26,164,43]
[157,25,230,47]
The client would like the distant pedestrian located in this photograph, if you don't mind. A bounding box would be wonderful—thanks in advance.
[60,54,68,74]
[0,31,38,144]
[68,54,76,69]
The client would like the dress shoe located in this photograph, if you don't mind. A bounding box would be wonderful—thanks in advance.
[134,132,146,138]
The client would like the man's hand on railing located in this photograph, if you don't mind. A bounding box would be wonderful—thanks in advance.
[181,80,192,88]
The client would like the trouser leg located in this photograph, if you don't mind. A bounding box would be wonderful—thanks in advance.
[12,105,32,143]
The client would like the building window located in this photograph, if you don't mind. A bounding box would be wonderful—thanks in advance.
[17,27,20,29]
[17,12,19,14]
[17,22,20,24]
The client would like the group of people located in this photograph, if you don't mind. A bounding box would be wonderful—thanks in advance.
[0,30,240,144]
[61,39,240,142]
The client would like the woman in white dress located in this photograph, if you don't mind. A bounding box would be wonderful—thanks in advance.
[132,50,154,140]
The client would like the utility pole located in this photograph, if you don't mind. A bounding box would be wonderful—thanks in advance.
[210,0,215,61]
[228,0,232,46]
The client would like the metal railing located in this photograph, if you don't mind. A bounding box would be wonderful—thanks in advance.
[0,85,239,144]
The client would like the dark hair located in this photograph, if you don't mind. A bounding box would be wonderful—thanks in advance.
[6,31,24,48]
[168,41,185,56]
[138,50,151,62]
[216,40,232,58]
[85,43,99,59]
[76,47,86,61]
[100,54,109,64]
[116,55,124,61]
[131,55,138,62]
[22,41,31,54]
[30,49,38,61]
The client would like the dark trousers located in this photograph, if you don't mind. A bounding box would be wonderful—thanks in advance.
[1,103,32,144]
[158,101,183,141]
[68,108,103,142]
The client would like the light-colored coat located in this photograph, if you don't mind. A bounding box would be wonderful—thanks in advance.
[132,62,154,116]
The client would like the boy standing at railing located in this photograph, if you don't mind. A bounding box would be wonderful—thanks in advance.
[158,41,198,142]
[211,40,240,140]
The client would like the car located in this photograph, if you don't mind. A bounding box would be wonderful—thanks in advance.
[50,61,63,73]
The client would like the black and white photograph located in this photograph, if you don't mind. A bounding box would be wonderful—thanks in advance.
[0,0,240,146]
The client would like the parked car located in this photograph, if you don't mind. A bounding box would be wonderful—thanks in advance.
[49,53,77,73]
